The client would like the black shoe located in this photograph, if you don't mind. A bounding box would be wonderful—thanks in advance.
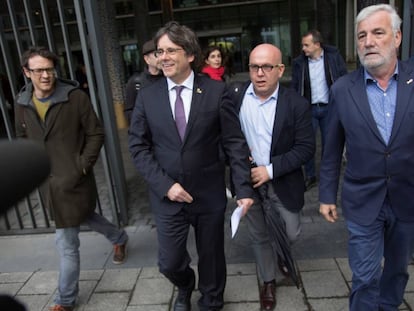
[174,279,195,311]
[305,177,316,191]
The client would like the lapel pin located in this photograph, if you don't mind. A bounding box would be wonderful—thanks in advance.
[196,88,202,94]
[407,79,413,85]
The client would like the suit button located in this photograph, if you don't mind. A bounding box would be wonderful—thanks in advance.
[385,152,390,157]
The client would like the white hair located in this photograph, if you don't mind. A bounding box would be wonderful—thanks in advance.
[356,4,402,36]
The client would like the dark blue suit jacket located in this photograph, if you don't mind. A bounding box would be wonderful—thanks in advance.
[128,74,254,215]
[319,62,414,225]
[231,82,315,212]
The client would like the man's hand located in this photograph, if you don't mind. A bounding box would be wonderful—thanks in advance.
[167,183,193,203]
[251,166,270,188]
[237,198,254,216]
[319,203,338,223]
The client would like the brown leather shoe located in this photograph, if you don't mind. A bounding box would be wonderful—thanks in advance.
[260,280,276,311]
[113,241,127,264]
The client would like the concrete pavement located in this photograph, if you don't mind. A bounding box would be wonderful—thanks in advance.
[1,198,413,310]
[1,129,413,310]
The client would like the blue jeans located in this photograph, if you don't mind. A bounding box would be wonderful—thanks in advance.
[304,104,328,179]
[347,201,414,311]
[54,212,128,306]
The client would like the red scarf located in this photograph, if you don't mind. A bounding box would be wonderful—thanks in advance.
[202,66,225,81]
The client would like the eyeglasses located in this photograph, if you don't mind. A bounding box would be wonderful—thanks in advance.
[27,67,56,76]
[248,64,284,73]
[154,48,184,58]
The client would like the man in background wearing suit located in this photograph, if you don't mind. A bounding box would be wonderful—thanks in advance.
[232,43,314,311]
[319,4,414,310]
[128,21,254,311]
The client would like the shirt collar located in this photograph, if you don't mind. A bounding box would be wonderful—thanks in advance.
[309,50,324,63]
[246,82,279,103]
[364,63,399,84]
[167,71,194,91]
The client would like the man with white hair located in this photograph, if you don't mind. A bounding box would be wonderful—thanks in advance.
[319,4,414,310]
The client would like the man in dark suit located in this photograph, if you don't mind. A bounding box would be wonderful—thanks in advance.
[231,43,314,311]
[128,21,254,311]
[319,4,414,310]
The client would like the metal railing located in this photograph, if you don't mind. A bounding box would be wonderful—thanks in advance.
[0,0,128,234]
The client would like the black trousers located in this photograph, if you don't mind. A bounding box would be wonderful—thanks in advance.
[155,207,226,309]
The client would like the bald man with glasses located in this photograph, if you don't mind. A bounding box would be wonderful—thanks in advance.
[230,43,314,311]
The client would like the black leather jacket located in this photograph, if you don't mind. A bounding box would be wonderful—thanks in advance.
[124,68,163,123]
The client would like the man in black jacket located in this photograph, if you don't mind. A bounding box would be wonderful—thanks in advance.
[231,43,314,311]
[291,30,347,190]
[124,39,163,124]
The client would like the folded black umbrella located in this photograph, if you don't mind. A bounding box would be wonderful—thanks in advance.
[257,183,300,288]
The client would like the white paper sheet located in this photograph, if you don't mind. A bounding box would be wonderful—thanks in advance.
[231,205,244,238]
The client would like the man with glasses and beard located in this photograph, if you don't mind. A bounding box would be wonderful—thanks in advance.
[15,47,128,311]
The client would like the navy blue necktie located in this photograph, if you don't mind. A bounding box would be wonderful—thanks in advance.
[174,86,186,141]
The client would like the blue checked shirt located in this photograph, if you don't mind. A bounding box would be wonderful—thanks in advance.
[364,67,398,145]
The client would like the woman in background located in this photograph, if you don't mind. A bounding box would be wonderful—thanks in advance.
[201,46,226,81]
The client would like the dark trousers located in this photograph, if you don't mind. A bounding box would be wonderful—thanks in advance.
[304,104,328,179]
[347,200,414,311]
[155,207,226,310]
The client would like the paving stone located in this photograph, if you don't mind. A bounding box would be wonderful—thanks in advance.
[405,265,414,292]
[83,292,130,311]
[130,277,173,305]
[78,280,98,305]
[336,257,352,282]
[404,292,414,310]
[301,270,349,298]
[223,302,260,310]
[225,274,259,302]
[18,271,58,295]
[226,263,256,276]
[95,268,139,292]
[139,266,163,279]
[79,269,104,281]
[126,305,169,311]
[0,272,32,283]
[275,286,307,311]
[0,282,24,296]
[297,258,338,271]
[16,294,50,311]
[308,297,348,310]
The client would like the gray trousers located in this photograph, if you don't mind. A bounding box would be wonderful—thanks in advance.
[244,184,301,283]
